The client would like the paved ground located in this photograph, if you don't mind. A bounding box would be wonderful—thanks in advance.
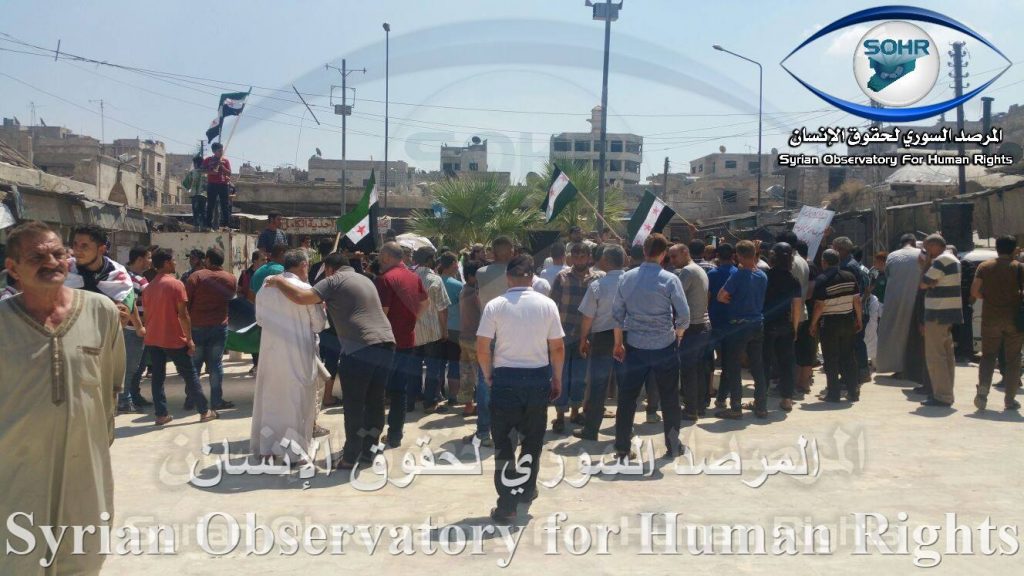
[101,359,1024,575]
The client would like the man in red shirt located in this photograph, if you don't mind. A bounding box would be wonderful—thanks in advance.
[186,247,237,410]
[201,142,232,230]
[144,248,218,425]
[374,241,427,447]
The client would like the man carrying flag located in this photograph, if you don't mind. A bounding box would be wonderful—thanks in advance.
[628,190,676,247]
[540,164,579,223]
[337,170,379,250]
[202,143,232,230]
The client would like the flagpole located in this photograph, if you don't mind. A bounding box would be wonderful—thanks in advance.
[222,88,251,153]
[223,113,242,153]
[571,190,623,241]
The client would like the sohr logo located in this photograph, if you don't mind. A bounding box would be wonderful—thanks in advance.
[854,21,938,107]
[781,5,1013,122]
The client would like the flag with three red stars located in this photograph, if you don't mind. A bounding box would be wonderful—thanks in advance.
[336,170,378,244]
[627,190,676,247]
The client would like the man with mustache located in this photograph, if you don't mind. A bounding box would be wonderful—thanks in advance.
[0,220,126,574]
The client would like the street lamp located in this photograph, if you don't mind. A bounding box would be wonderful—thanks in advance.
[713,44,763,213]
[586,0,621,232]
[383,22,391,213]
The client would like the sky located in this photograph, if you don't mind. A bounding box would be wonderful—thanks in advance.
[1,0,1022,183]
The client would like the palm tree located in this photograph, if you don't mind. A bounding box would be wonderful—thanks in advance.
[530,161,628,238]
[410,176,544,249]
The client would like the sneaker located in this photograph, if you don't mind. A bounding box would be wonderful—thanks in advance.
[134,396,153,407]
[1006,399,1021,411]
[645,412,661,424]
[974,394,987,411]
[551,418,566,434]
[154,415,173,426]
[680,411,699,421]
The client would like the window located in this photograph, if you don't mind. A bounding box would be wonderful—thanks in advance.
[625,141,641,154]
[592,160,601,170]
[724,160,737,169]
[157,162,162,174]
[574,140,590,152]
[624,160,640,173]
[469,162,479,171]
[362,179,371,187]
[314,177,326,182]
[722,190,738,204]
[610,140,623,153]
[698,164,703,173]
[552,139,571,152]
[443,162,460,173]
[748,161,760,174]
[691,166,696,174]
[609,160,622,172]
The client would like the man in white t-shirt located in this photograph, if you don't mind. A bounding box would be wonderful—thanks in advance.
[477,254,565,523]
[539,241,569,286]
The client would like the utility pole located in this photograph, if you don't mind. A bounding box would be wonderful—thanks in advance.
[89,99,106,156]
[327,60,365,216]
[588,0,621,232]
[383,22,391,213]
[661,156,670,196]
[950,42,968,196]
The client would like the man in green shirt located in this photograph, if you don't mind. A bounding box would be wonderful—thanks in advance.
[251,244,287,295]
[181,155,207,230]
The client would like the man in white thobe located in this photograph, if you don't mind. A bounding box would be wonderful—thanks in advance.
[250,250,327,460]
[875,234,923,374]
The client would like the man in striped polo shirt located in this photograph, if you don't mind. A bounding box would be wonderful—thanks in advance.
[919,234,963,407]
[809,249,863,402]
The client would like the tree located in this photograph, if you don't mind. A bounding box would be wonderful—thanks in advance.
[410,176,544,249]
[529,161,628,238]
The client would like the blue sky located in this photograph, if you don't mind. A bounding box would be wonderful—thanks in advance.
[1,0,1021,182]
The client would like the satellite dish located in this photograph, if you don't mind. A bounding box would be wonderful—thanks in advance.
[719,145,726,153]
[770,147,778,155]
[471,136,482,145]
[315,147,322,157]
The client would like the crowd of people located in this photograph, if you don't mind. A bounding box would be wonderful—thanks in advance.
[3,216,1023,533]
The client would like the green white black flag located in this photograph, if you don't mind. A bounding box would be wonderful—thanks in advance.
[336,170,378,244]
[539,164,579,223]
[628,190,676,247]
[206,90,250,143]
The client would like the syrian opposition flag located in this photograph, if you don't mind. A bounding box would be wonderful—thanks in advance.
[539,164,578,223]
[628,190,676,247]
[206,90,251,143]
[336,170,379,244]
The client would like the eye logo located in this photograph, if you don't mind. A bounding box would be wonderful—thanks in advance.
[855,21,938,106]
[781,5,1012,122]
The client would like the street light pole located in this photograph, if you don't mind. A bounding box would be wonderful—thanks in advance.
[588,0,620,233]
[383,22,391,214]
[713,44,762,213]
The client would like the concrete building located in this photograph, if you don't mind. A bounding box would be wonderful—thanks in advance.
[308,156,411,189]
[109,138,183,206]
[550,106,643,185]
[441,138,488,176]
[689,150,775,179]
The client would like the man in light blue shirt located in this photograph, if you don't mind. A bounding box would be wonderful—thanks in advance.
[574,244,626,440]
[612,233,690,458]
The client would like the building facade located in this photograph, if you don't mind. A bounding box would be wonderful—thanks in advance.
[550,106,643,185]
[441,139,488,176]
